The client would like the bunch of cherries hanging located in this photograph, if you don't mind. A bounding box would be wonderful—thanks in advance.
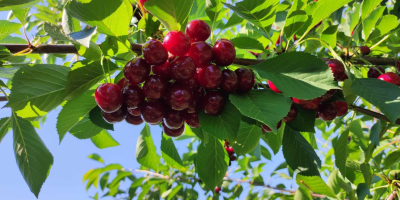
[94,19,255,137]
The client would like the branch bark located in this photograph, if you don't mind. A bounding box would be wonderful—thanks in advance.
[349,105,400,125]
[0,96,7,101]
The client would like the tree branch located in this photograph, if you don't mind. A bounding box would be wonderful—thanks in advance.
[349,105,400,125]
[387,190,397,200]
[0,96,7,101]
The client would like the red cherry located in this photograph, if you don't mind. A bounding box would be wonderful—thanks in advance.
[215,186,221,194]
[220,69,238,93]
[101,106,127,124]
[187,41,213,67]
[142,75,168,100]
[292,98,311,105]
[123,85,144,109]
[197,64,222,89]
[163,108,185,129]
[396,59,400,72]
[235,68,254,93]
[124,58,150,85]
[317,102,338,121]
[169,56,196,82]
[185,20,211,42]
[261,121,282,133]
[185,74,201,91]
[283,105,298,123]
[378,72,400,86]
[230,155,236,161]
[128,107,141,116]
[141,100,165,125]
[142,39,168,65]
[125,113,144,125]
[139,0,148,6]
[162,122,184,137]
[224,141,229,147]
[165,84,193,111]
[360,46,371,56]
[152,61,170,79]
[301,98,320,110]
[202,91,225,116]
[185,112,200,128]
[326,59,348,81]
[163,31,191,56]
[117,78,128,90]
[212,39,236,66]
[334,101,348,117]
[268,80,282,93]
[225,146,234,155]
[187,91,202,113]
[367,66,385,78]
[319,89,337,102]
[95,83,124,113]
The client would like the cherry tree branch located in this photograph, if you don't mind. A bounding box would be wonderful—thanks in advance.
[387,190,397,200]
[349,105,400,125]
[0,96,7,101]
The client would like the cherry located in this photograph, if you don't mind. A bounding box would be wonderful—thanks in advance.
[124,58,150,85]
[95,83,124,113]
[165,84,193,111]
[187,41,213,67]
[152,61,170,79]
[326,59,348,81]
[317,102,338,121]
[367,66,385,78]
[125,113,144,125]
[219,69,238,93]
[301,98,320,110]
[283,105,298,123]
[235,68,255,93]
[319,89,337,102]
[139,0,148,6]
[261,121,282,133]
[360,46,370,56]
[142,75,168,100]
[163,31,191,56]
[123,85,144,109]
[163,108,185,129]
[185,20,211,42]
[128,107,141,116]
[185,112,200,128]
[187,91,202,113]
[169,56,196,82]
[214,186,221,194]
[224,141,229,147]
[334,101,348,117]
[378,72,400,86]
[101,106,127,124]
[202,91,225,116]
[212,39,236,66]
[197,64,222,89]
[230,155,236,161]
[292,98,311,105]
[162,122,184,137]
[142,39,168,65]
[225,146,234,155]
[268,80,282,93]
[117,78,128,90]
[185,74,201,91]
[141,100,165,125]
[397,59,400,72]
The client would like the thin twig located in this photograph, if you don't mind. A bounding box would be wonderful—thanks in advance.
[349,105,400,125]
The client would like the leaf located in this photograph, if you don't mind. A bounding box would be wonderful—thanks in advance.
[90,130,119,149]
[0,45,11,60]
[369,121,381,146]
[44,22,97,48]
[231,37,264,52]
[0,20,22,41]
[87,154,104,164]
[145,14,161,38]
[360,163,372,187]
[306,0,353,31]
[383,150,400,167]
[13,8,30,24]
[287,105,316,133]
[356,183,370,200]
[62,8,81,34]
[262,122,285,155]
[75,41,102,61]
[327,169,345,195]
[233,122,262,155]
[11,114,53,198]
[198,101,241,141]
[0,117,11,143]
[144,0,195,31]
[100,173,109,190]
[7,64,69,112]
[205,0,223,32]
[368,15,400,40]
[361,0,383,21]
[230,90,291,132]
[89,106,114,131]
[0,0,40,11]
[321,25,338,48]
[70,115,103,139]
[294,187,312,200]
[282,126,321,176]
[296,175,338,199]
[351,78,400,123]
[100,36,133,61]
[196,135,229,189]
[251,52,338,99]
[161,134,185,170]
[334,128,349,176]
[363,6,385,41]
[136,124,160,171]
[284,0,308,39]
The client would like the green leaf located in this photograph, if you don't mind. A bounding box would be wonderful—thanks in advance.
[75,41,102,61]
[7,64,69,112]
[260,145,271,160]
[0,0,40,11]
[145,14,161,38]
[356,183,370,200]
[383,150,400,167]
[369,121,381,146]
[62,8,81,34]
[44,22,97,48]
[0,117,11,143]
[198,101,241,141]
[306,0,353,31]
[231,37,264,52]
[360,163,372,187]
[0,45,11,60]
[89,106,114,131]
[13,8,30,24]
[294,187,312,200]
[0,21,22,41]
[100,173,109,190]
[11,114,53,198]
[87,153,104,164]
[327,169,345,195]
[361,0,383,21]
[363,6,385,41]
[196,135,229,189]
[233,122,262,155]
[100,36,133,61]
[368,15,399,40]
[251,52,338,99]
[161,134,185,170]
[296,175,338,199]
[334,128,349,177]
[262,122,285,155]
[136,124,160,171]
[284,0,308,39]
[230,90,291,132]
[321,25,338,48]
[70,115,103,139]
[144,0,195,31]
[282,126,321,176]
[90,130,119,149]
[351,78,400,123]
[287,105,316,133]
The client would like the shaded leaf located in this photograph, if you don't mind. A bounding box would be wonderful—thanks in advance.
[136,124,160,170]
[161,134,185,170]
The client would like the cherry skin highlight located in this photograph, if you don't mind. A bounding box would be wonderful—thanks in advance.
[163,31,191,56]
[128,107,141,116]
[326,59,348,81]
[125,113,144,125]
[235,68,255,93]
[367,66,385,78]
[185,112,200,128]
[140,100,165,125]
[163,108,185,129]
[268,80,282,93]
[212,39,236,66]
[220,69,239,93]
[317,102,338,121]
[261,121,282,133]
[142,39,168,65]
[102,106,127,124]
[202,91,225,116]
[123,85,144,109]
[301,98,320,110]
[165,84,193,111]
[187,41,213,67]
[378,72,400,86]
[152,61,170,79]
[169,56,196,82]
[334,101,349,117]
[162,122,184,137]
[95,83,124,113]
[283,105,298,123]
[142,75,168,100]
[124,58,151,85]
[197,64,222,89]
[215,186,221,194]
[185,20,211,42]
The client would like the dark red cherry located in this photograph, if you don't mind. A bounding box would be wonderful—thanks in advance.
[117,78,128,90]
[215,186,221,194]
[378,72,400,86]
[334,101,348,117]
[142,39,168,65]
[283,105,298,123]
[169,56,196,82]
[292,98,311,105]
[101,106,127,124]
[163,31,191,56]
[261,121,282,133]
[187,41,213,67]
[185,20,211,42]
[125,113,144,125]
[123,85,144,109]
[185,112,200,128]
[268,80,282,93]
[212,39,236,66]
[360,46,370,55]
[165,84,193,111]
[301,98,320,110]
[235,68,254,93]
[396,59,400,72]
[317,102,338,121]
[185,73,201,91]
[326,59,348,81]
[319,89,337,102]
[142,75,168,100]
[220,69,238,93]
[124,58,150,85]
[367,66,385,78]
[197,64,222,89]
[128,107,141,116]
[95,83,124,113]
[202,91,225,116]
[140,100,165,125]
[187,91,202,113]
[163,108,185,129]
[162,122,184,137]
[225,146,234,155]
[152,61,170,79]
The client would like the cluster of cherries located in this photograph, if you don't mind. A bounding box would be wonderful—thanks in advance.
[94,19,255,137]
[224,141,236,166]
